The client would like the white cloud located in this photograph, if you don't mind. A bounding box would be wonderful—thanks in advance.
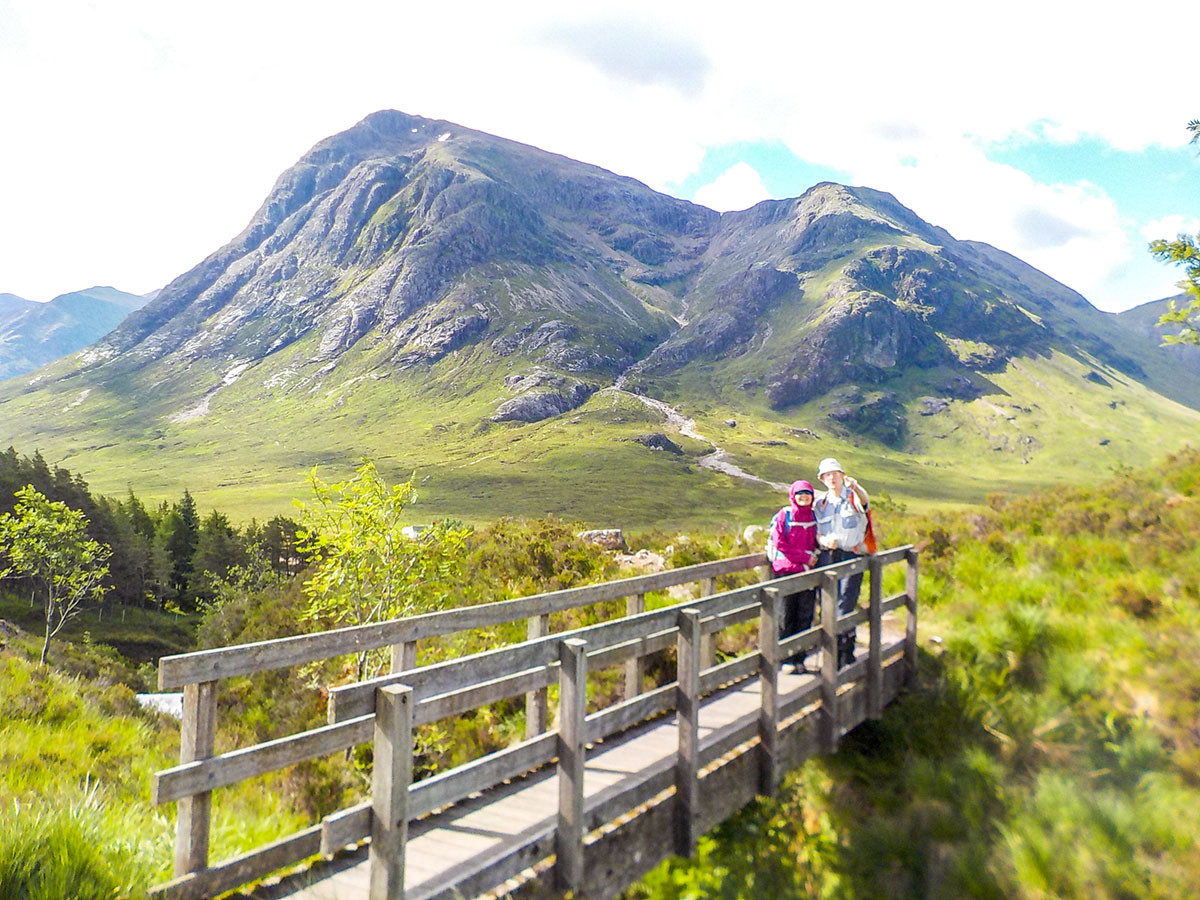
[0,0,1195,312]
[1141,216,1200,242]
[692,163,770,212]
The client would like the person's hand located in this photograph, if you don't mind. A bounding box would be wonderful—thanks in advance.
[845,476,858,490]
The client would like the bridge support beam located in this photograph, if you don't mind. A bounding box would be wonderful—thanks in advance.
[624,593,645,700]
[905,549,919,683]
[390,640,417,675]
[820,572,840,754]
[868,557,884,720]
[675,608,702,856]
[556,638,588,892]
[525,614,550,738]
[757,587,782,795]
[174,680,217,878]
[699,578,718,669]
[370,683,412,900]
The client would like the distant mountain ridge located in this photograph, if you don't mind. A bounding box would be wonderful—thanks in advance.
[0,110,1196,521]
[0,286,150,381]
[1117,296,1200,378]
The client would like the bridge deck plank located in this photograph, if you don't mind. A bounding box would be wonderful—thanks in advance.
[250,618,909,900]
[272,665,821,900]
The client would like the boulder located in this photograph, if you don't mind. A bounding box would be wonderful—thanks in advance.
[742,524,766,545]
[579,529,627,551]
[491,372,596,423]
[631,432,683,454]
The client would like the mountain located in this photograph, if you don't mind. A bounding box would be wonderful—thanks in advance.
[0,286,150,381]
[0,110,1196,524]
[1117,296,1200,378]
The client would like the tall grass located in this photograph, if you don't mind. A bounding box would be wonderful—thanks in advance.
[0,785,161,900]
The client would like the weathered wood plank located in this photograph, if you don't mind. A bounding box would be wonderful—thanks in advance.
[151,825,322,900]
[524,615,550,740]
[837,656,868,685]
[556,638,588,892]
[872,544,913,566]
[839,606,868,629]
[778,677,823,721]
[173,681,216,877]
[586,683,675,744]
[868,557,883,720]
[320,800,370,856]
[155,715,374,805]
[412,825,556,900]
[703,600,761,633]
[159,554,767,688]
[624,593,645,700]
[417,665,554,727]
[391,641,418,675]
[777,626,822,661]
[370,684,412,900]
[675,609,702,856]
[699,651,759,695]
[905,549,919,681]
[758,587,781,795]
[331,585,768,724]
[411,732,557,819]
[820,571,839,754]
[880,591,908,613]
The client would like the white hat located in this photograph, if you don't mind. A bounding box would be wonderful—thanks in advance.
[817,457,843,478]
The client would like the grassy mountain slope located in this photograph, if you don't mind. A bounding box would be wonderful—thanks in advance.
[0,113,1196,524]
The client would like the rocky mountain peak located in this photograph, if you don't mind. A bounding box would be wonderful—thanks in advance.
[6,109,1195,462]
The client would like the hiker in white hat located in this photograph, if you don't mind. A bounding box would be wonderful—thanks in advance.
[813,457,871,668]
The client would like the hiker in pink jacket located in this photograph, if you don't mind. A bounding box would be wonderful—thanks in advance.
[766,480,820,672]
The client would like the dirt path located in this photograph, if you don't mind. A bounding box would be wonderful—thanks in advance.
[600,386,789,491]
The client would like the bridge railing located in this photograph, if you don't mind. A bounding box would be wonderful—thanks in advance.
[150,546,918,900]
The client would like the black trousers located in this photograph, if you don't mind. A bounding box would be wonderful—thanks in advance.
[773,569,816,666]
[819,548,862,667]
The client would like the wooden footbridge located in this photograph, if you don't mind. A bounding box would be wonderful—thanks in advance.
[151,546,919,900]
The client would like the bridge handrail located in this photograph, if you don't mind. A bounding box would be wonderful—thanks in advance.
[158,552,767,689]
[150,545,918,900]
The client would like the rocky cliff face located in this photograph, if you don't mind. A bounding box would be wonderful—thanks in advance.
[4,111,1196,445]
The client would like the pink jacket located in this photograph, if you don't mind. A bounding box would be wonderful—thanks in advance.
[767,480,819,575]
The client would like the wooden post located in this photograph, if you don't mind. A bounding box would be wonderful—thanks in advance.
[675,608,702,857]
[556,638,588,892]
[756,563,772,583]
[174,680,217,877]
[905,549,919,684]
[699,578,717,669]
[868,557,883,720]
[525,614,550,739]
[757,586,781,795]
[624,593,645,700]
[390,641,417,674]
[820,572,840,754]
[370,684,412,900]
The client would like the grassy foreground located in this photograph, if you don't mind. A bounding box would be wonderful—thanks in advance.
[628,448,1200,899]
[3,450,1200,898]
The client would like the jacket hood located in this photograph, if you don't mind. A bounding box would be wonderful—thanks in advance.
[789,480,816,518]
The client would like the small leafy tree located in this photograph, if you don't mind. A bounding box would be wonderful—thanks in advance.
[295,461,469,680]
[0,485,112,665]
[1152,120,1200,346]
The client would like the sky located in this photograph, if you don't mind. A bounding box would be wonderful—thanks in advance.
[1,0,1197,313]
